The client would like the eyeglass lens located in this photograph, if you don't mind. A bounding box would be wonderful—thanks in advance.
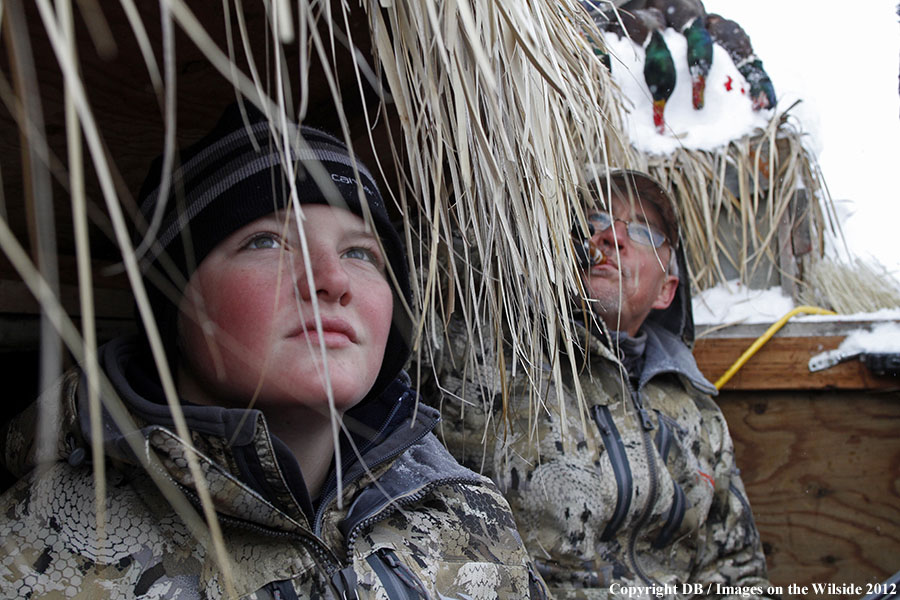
[588,213,666,248]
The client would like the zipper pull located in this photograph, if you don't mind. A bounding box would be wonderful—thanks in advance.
[630,390,654,432]
[378,549,429,597]
[591,405,611,436]
[528,563,550,600]
[637,408,654,432]
[331,565,359,600]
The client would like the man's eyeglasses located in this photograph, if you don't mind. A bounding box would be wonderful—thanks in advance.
[587,212,668,249]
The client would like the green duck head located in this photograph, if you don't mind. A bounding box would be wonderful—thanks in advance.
[684,18,713,109]
[643,30,676,132]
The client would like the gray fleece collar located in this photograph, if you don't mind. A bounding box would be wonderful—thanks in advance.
[638,321,717,395]
[80,335,261,464]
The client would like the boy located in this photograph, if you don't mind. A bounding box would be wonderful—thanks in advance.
[0,105,546,599]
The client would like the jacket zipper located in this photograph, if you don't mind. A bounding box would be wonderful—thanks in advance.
[626,388,661,586]
[313,394,428,537]
[654,411,673,463]
[590,404,633,541]
[651,411,687,549]
[366,548,429,599]
[157,467,358,599]
[653,480,686,549]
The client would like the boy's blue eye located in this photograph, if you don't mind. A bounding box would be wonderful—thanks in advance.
[244,234,282,250]
[342,247,380,265]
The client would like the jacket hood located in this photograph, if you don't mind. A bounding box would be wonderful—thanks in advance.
[86,335,431,463]
[2,335,444,529]
[645,239,695,347]
[640,320,717,396]
[83,335,261,464]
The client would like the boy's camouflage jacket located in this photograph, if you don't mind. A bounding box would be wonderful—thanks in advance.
[424,313,774,600]
[0,336,547,599]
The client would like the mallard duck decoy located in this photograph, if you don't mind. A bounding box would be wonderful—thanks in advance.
[706,13,776,110]
[644,28,677,133]
[581,1,675,133]
[579,0,614,71]
[649,0,712,109]
[682,18,713,109]
[582,1,663,45]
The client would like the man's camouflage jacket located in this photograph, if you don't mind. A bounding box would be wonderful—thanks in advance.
[426,312,774,599]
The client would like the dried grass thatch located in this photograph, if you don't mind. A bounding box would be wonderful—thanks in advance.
[1,0,638,590]
[364,0,640,420]
[798,257,900,314]
[638,108,831,295]
[640,106,900,313]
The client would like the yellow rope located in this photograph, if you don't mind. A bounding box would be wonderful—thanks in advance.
[714,306,837,390]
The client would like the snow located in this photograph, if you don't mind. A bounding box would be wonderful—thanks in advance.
[692,281,795,325]
[606,30,772,155]
[692,281,900,325]
[836,322,900,354]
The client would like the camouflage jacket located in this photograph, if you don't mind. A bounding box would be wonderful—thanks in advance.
[0,336,546,599]
[425,315,773,600]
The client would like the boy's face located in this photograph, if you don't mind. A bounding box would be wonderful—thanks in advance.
[177,204,394,421]
[583,194,678,336]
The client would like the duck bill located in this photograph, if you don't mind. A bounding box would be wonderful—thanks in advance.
[652,99,667,134]
[751,92,769,111]
[692,74,706,110]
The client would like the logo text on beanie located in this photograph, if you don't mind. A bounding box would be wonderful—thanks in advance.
[331,173,376,198]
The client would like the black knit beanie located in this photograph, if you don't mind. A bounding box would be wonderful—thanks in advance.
[137,103,412,398]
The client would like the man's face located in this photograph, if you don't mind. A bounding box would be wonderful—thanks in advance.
[583,193,679,336]
[177,205,394,424]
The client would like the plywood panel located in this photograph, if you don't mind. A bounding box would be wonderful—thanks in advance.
[719,391,900,597]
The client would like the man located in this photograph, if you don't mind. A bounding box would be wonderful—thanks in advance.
[427,170,774,597]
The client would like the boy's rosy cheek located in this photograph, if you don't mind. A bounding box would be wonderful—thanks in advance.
[204,269,282,341]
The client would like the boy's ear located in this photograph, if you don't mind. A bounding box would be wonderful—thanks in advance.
[651,274,679,311]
